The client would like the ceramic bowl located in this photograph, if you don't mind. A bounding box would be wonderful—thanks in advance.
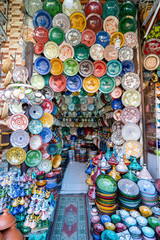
[36,171,45,180]
[124,216,137,228]
[142,226,155,238]
[45,172,56,179]
[115,222,127,233]
[36,180,47,187]
[136,216,148,227]
[104,222,116,231]
[139,206,153,218]
[101,214,111,225]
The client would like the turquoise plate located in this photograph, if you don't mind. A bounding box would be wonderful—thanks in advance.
[107,60,122,77]
[28,120,43,134]
[99,75,115,93]
[25,150,42,167]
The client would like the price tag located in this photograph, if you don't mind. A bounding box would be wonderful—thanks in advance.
[115,38,121,50]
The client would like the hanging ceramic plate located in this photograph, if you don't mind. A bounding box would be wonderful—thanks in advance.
[9,102,24,115]
[99,75,115,94]
[104,45,118,62]
[121,106,140,124]
[34,57,51,75]
[33,26,49,43]
[95,31,110,48]
[81,29,96,47]
[33,10,52,30]
[119,46,134,62]
[85,1,102,16]
[9,114,28,131]
[49,74,66,92]
[10,130,30,148]
[102,0,120,19]
[103,16,119,35]
[66,75,82,92]
[79,60,94,77]
[113,110,122,121]
[29,105,44,119]
[30,74,45,90]
[43,0,62,18]
[6,147,26,165]
[52,13,70,33]
[63,58,79,76]
[86,13,102,34]
[40,143,50,159]
[70,12,86,33]
[122,90,141,107]
[28,119,43,134]
[119,16,137,34]
[118,179,139,197]
[124,32,137,48]
[143,38,160,56]
[50,58,63,75]
[65,28,82,46]
[110,87,123,99]
[90,44,104,61]
[122,123,141,141]
[41,99,53,113]
[39,112,54,127]
[44,41,59,60]
[107,60,122,77]
[13,67,29,83]
[29,135,43,150]
[34,42,44,54]
[123,140,142,158]
[110,32,125,48]
[25,150,42,167]
[111,132,124,146]
[122,72,140,90]
[137,179,156,195]
[114,76,122,87]
[47,143,58,155]
[24,0,43,18]
[119,1,136,19]
[120,60,135,76]
[40,127,52,143]
[111,98,123,110]
[59,42,74,62]
[74,44,89,62]
[83,75,100,93]
[62,0,82,17]
[143,54,160,71]
[49,27,64,45]
[93,60,107,77]
[52,155,62,168]
[38,159,52,173]
[112,120,124,133]
[41,86,54,100]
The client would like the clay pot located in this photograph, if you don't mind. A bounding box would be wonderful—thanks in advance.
[0,209,16,231]
[0,232,4,240]
[2,224,24,240]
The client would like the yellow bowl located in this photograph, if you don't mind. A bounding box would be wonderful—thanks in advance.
[52,155,62,169]
[36,180,47,187]
[139,205,152,218]
[104,222,115,231]
[96,201,118,211]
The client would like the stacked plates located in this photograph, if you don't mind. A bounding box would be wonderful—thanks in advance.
[118,179,141,210]
[137,180,159,207]
[95,174,117,214]
[129,226,142,239]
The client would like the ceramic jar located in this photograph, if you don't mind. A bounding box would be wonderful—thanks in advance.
[0,209,16,231]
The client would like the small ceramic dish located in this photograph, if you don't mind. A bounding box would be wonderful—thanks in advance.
[36,180,47,187]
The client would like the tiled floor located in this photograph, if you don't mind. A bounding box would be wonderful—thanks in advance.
[60,161,88,194]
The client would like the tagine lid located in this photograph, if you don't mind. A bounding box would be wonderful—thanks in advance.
[2,223,24,240]
[0,209,16,231]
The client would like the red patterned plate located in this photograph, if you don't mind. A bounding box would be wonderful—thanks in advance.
[34,42,44,54]
[49,74,67,92]
[30,135,43,150]
[110,87,123,99]
[86,13,103,34]
[124,32,137,48]
[121,106,140,124]
[104,45,118,61]
[81,29,96,47]
[34,26,49,43]
[103,16,119,35]
[113,109,122,121]
[85,1,103,16]
[9,113,29,131]
[40,143,50,159]
[40,99,54,113]
[143,38,160,56]
[93,60,107,77]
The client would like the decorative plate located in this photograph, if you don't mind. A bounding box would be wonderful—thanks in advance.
[40,143,50,159]
[81,29,96,47]
[49,26,64,45]
[155,179,160,192]
[143,39,160,56]
[62,0,82,17]
[29,135,43,150]
[40,127,52,143]
[143,54,160,71]
[93,60,107,77]
[111,98,123,110]
[33,26,49,43]
[44,41,59,59]
[79,60,94,77]
[43,0,62,19]
[6,147,26,165]
[74,43,89,62]
[110,32,125,48]
[123,140,142,158]
[24,0,43,18]
[39,112,54,128]
[119,46,134,62]
[52,13,70,33]
[34,42,44,54]
[30,74,45,90]
[70,12,86,33]
[122,123,141,141]
[34,56,51,75]
[65,28,82,46]
[103,16,119,35]
[111,132,124,145]
[66,75,82,92]
[13,67,29,83]
[63,58,79,76]
[95,31,110,48]
[113,109,122,121]
[86,13,103,34]
[9,102,24,115]
[90,44,104,60]
[28,119,43,134]
[52,155,62,168]
[119,16,137,34]
[29,105,44,119]
[40,99,53,113]
[121,106,140,124]
[138,179,156,195]
[104,45,118,62]
[41,86,54,100]
[120,60,135,76]
[110,87,123,99]
[49,74,66,92]
[119,1,136,19]
[10,130,30,148]
[102,0,120,19]
[59,42,74,62]
[50,58,63,75]
[38,159,52,173]
[85,1,102,16]
[112,120,124,133]
[122,90,141,107]
[122,72,140,90]
[27,167,39,174]
[107,60,122,77]
[118,179,139,197]
[25,150,42,167]
[96,174,117,193]
[114,76,122,86]
[83,75,100,93]
[9,113,28,131]
[99,75,115,94]
[124,32,137,48]
[33,10,52,30]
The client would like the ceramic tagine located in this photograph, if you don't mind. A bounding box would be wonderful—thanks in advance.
[99,155,111,171]
[123,155,131,166]
[92,165,102,183]
[85,159,95,174]
[123,169,138,182]
[108,165,121,182]
[116,157,128,174]
[137,163,153,180]
[86,169,94,187]
[0,208,16,230]
[2,223,24,240]
[129,157,142,171]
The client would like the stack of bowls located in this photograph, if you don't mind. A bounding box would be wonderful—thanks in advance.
[95,174,117,214]
[137,179,159,208]
[129,226,142,239]
[136,216,148,229]
[117,179,141,210]
[93,223,104,240]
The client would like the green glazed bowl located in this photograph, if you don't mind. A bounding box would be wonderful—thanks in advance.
[43,0,62,18]
[96,174,117,193]
[102,0,120,19]
[119,1,136,19]
[49,27,64,45]
[119,16,137,34]
[111,214,121,224]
